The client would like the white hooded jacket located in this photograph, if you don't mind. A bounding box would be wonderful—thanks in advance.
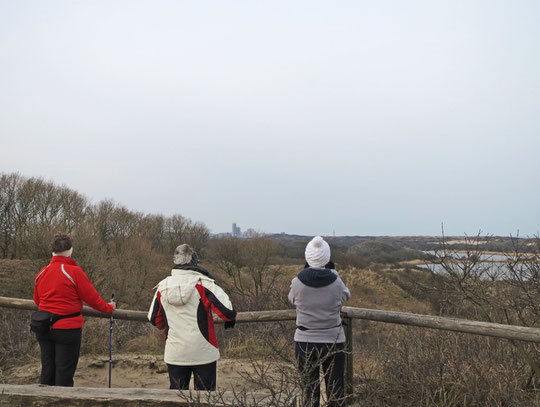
[148,266,236,366]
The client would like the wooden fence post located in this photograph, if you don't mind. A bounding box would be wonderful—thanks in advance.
[345,316,354,396]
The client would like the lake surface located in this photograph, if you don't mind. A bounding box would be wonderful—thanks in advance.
[423,250,507,262]
[418,251,538,280]
[419,250,510,278]
[417,262,507,277]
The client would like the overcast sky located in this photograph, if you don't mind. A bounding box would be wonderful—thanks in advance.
[1,1,539,236]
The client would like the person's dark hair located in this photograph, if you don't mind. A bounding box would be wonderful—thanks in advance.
[51,234,72,253]
[191,251,199,265]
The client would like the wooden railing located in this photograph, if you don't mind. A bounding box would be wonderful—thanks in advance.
[2,295,540,396]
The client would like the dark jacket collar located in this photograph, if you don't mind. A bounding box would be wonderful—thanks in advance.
[50,256,78,266]
[297,267,337,287]
[173,264,214,280]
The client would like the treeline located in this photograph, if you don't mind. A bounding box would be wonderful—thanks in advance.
[0,172,209,260]
[0,172,209,304]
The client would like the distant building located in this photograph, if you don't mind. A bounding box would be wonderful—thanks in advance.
[227,223,265,238]
[232,223,241,237]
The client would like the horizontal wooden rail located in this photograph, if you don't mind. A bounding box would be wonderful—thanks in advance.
[341,306,540,343]
[0,296,296,324]
[0,384,280,406]
[2,296,540,342]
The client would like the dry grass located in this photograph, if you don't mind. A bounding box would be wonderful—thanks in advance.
[341,266,433,314]
[356,326,540,406]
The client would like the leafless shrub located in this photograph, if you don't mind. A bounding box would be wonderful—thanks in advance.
[180,320,353,407]
[81,316,164,356]
[0,310,38,381]
[209,236,284,310]
[427,229,540,390]
[176,386,298,407]
[359,326,539,407]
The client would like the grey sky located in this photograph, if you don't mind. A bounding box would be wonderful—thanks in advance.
[1,1,539,236]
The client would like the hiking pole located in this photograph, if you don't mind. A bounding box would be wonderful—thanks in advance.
[109,294,115,388]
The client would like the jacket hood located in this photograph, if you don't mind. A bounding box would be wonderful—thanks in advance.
[158,269,213,306]
[297,267,338,288]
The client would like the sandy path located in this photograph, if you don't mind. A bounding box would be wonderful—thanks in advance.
[9,354,261,391]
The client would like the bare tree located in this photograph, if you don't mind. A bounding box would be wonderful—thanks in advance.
[164,214,189,253]
[184,220,210,254]
[244,237,281,303]
[0,173,21,258]
[211,236,247,296]
[210,235,281,310]
[138,214,166,250]
[429,228,540,389]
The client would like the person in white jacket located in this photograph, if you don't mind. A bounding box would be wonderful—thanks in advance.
[148,244,236,390]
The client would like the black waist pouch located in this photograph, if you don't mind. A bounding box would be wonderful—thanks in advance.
[30,311,81,336]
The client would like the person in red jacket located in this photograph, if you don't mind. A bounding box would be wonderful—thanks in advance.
[33,234,116,386]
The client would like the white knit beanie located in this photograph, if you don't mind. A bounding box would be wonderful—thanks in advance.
[305,236,331,268]
[173,244,194,265]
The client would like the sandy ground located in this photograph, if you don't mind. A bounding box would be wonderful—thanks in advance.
[9,354,263,391]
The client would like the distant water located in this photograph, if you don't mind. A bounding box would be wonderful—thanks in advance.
[419,250,509,279]
[418,251,538,280]
[417,262,507,278]
[422,250,507,262]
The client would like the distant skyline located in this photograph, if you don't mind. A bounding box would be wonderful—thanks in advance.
[1,1,539,237]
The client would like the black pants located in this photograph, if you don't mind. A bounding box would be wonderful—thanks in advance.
[295,342,346,407]
[167,361,217,390]
[37,328,82,387]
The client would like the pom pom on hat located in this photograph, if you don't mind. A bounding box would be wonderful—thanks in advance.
[305,236,331,268]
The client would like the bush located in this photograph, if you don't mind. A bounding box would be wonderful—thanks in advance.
[359,326,539,406]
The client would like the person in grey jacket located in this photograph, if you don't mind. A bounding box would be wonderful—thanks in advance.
[288,236,351,407]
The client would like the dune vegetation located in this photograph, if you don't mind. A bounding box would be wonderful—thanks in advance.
[1,172,539,406]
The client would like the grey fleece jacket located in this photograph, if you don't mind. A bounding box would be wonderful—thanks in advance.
[288,268,351,343]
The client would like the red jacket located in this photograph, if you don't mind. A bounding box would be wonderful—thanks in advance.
[33,256,113,329]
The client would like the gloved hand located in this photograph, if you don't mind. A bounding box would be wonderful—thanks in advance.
[224,320,236,330]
